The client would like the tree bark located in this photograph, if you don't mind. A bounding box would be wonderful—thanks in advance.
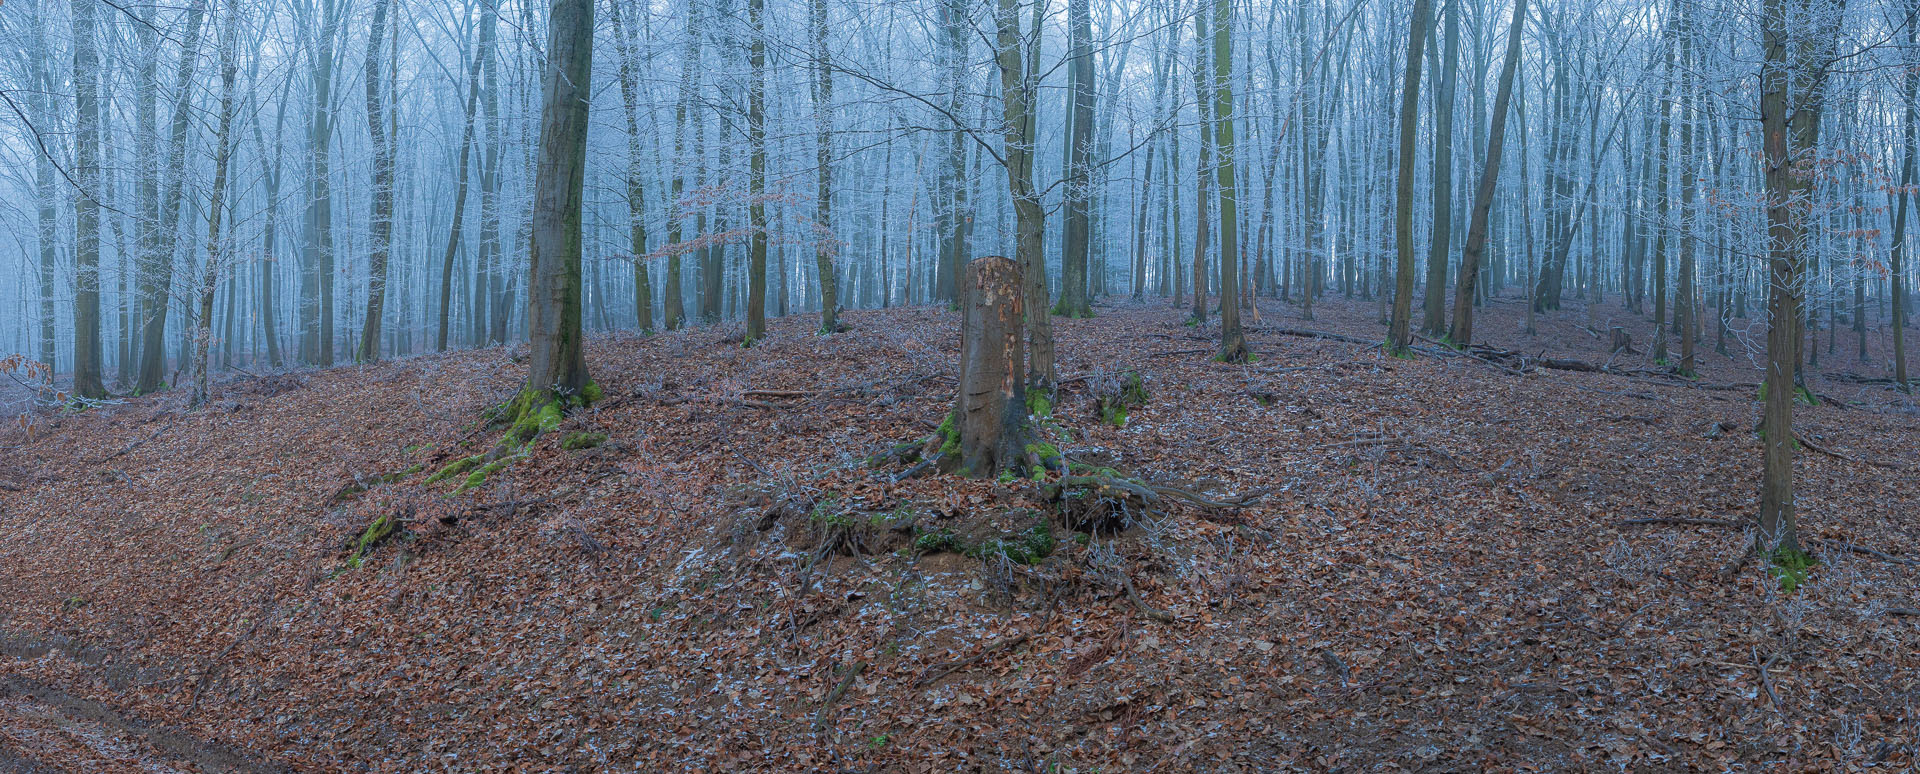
[70,0,106,399]
[523,0,595,404]
[1211,0,1247,362]
[1757,0,1845,555]
[811,0,841,333]
[1422,0,1458,337]
[945,256,1030,478]
[1448,0,1525,347]
[191,4,239,408]
[359,0,395,363]
[746,0,768,343]
[1055,0,1095,318]
[436,3,491,351]
[1387,0,1431,356]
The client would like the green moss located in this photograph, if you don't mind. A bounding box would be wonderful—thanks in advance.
[1025,441,1062,469]
[458,456,521,493]
[344,513,402,570]
[968,522,1056,565]
[425,455,484,484]
[913,528,960,554]
[1027,393,1052,419]
[581,381,604,405]
[1767,548,1818,592]
[561,431,608,450]
[937,412,961,456]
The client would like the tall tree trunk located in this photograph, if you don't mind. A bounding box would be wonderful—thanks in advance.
[1892,0,1915,390]
[1757,0,1844,556]
[70,0,106,398]
[1055,0,1095,318]
[359,0,395,362]
[811,0,841,333]
[437,2,492,351]
[296,0,339,367]
[1449,0,1524,347]
[745,0,768,343]
[1422,0,1458,336]
[997,0,1052,391]
[1675,10,1698,376]
[1387,0,1431,356]
[191,3,240,408]
[1212,0,1247,361]
[32,18,59,377]
[522,0,595,406]
[139,0,209,391]
[1191,3,1213,326]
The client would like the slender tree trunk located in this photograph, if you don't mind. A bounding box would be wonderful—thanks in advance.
[1757,0,1844,555]
[437,4,491,351]
[745,0,768,343]
[1892,0,1916,390]
[1448,0,1524,347]
[1212,0,1247,361]
[811,0,841,333]
[138,0,209,391]
[1191,3,1213,326]
[1422,0,1458,337]
[1055,0,1095,318]
[192,4,239,408]
[359,0,395,362]
[1387,0,1431,356]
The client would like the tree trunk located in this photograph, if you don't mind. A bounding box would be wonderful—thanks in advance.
[745,0,768,343]
[359,0,395,363]
[191,4,239,408]
[1448,0,1524,347]
[1757,0,1843,556]
[1055,0,1095,318]
[136,0,209,391]
[1191,3,1213,327]
[1421,0,1458,337]
[70,0,106,399]
[811,0,841,334]
[522,0,595,406]
[1211,0,1247,362]
[1387,0,1431,356]
[437,3,491,351]
[1893,0,1916,390]
[944,256,1030,478]
[997,0,1053,391]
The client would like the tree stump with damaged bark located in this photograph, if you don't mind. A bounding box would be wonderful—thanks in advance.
[941,256,1033,478]
[1610,327,1634,354]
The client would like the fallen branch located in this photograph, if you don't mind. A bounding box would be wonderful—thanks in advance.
[1882,607,1920,617]
[1618,517,1747,529]
[1809,538,1920,567]
[1754,646,1781,713]
[1119,570,1175,623]
[96,420,174,463]
[914,633,1032,688]
[1794,433,1903,470]
[812,660,869,732]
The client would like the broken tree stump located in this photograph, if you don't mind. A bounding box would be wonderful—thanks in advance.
[1610,327,1634,354]
[942,256,1033,479]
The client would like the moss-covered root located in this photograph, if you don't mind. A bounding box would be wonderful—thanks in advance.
[425,454,485,484]
[344,513,402,569]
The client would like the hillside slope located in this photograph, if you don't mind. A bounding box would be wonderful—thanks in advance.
[2,298,1916,772]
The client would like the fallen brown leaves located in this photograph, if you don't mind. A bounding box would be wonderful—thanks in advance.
[0,295,1915,772]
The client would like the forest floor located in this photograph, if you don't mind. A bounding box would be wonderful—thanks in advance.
[0,291,1916,772]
